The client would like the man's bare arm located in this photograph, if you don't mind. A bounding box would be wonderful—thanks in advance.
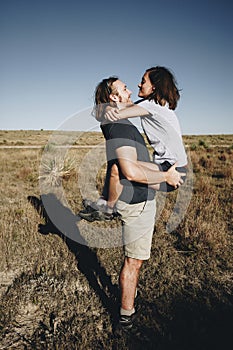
[116,146,184,187]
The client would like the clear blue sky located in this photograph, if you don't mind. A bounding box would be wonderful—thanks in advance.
[1,0,233,134]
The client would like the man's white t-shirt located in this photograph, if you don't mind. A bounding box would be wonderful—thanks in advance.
[138,99,187,167]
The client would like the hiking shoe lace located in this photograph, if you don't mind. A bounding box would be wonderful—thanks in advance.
[119,311,138,331]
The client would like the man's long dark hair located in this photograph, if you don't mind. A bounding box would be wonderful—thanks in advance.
[94,76,118,121]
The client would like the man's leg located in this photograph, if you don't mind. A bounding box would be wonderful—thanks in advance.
[119,257,143,311]
[116,199,156,329]
[118,257,143,330]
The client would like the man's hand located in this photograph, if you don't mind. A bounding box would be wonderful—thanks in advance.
[165,163,186,188]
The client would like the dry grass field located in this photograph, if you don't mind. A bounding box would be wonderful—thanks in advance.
[0,130,232,349]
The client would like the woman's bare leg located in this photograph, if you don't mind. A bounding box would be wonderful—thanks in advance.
[107,164,123,209]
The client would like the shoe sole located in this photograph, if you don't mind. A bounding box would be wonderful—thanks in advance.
[78,211,112,222]
[78,212,99,222]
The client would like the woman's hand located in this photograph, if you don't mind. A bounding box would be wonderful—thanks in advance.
[104,107,120,121]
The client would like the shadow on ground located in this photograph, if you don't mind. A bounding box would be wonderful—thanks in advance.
[26,194,233,350]
[28,194,120,328]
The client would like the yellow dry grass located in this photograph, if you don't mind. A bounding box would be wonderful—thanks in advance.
[0,131,232,349]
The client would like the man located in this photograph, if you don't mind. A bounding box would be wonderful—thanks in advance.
[84,77,184,330]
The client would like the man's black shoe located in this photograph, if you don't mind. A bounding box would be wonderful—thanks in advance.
[119,310,138,331]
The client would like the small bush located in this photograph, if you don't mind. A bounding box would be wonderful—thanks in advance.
[198,139,208,148]
[190,143,197,151]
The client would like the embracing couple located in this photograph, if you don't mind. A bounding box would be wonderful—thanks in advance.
[79,66,187,332]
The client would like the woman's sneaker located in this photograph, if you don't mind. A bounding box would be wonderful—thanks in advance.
[78,200,114,222]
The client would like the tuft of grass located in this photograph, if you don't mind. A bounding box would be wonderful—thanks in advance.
[39,156,76,187]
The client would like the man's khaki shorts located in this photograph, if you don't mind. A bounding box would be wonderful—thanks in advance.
[116,199,156,260]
